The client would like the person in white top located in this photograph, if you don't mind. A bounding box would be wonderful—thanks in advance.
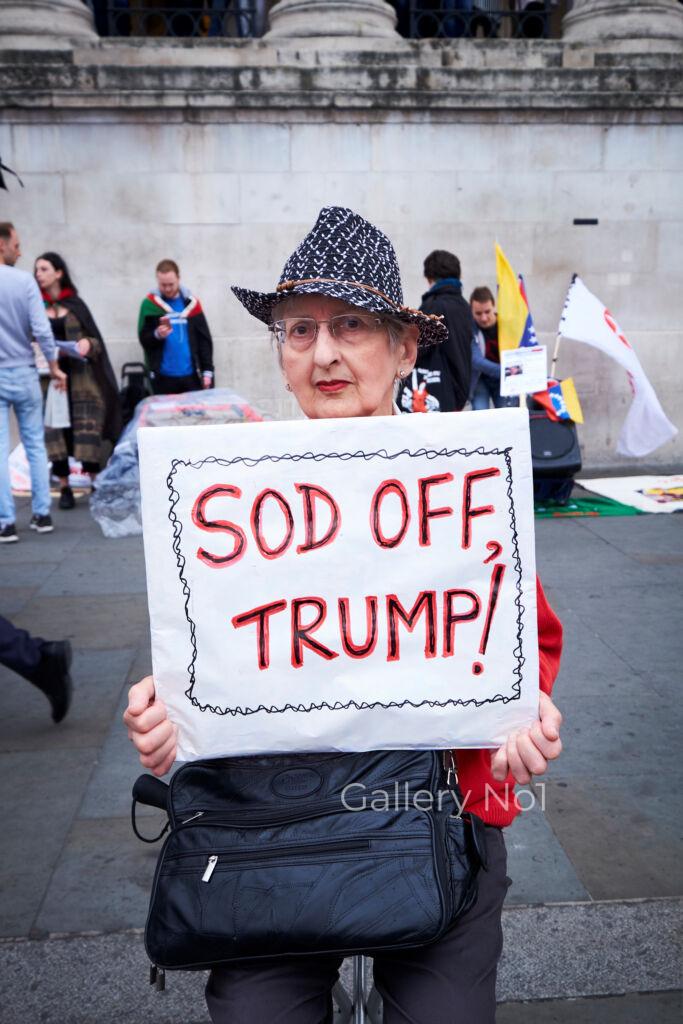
[0,222,66,542]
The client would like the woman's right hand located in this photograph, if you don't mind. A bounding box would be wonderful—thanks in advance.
[123,675,178,777]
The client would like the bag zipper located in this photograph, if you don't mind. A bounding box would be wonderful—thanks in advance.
[175,795,433,830]
[167,830,424,861]
[197,838,371,883]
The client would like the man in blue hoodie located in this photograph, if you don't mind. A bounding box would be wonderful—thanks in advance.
[398,249,473,414]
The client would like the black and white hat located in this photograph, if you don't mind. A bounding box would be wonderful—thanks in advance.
[231,206,447,348]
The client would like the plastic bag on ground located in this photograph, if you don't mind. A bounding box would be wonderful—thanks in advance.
[90,387,268,539]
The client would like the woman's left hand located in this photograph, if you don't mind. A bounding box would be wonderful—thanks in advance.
[490,691,563,784]
[76,338,92,357]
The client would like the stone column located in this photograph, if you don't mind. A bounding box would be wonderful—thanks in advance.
[265,0,400,39]
[0,0,98,50]
[562,0,683,45]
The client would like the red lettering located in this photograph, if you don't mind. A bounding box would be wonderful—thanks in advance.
[338,596,378,659]
[295,483,341,555]
[370,479,411,549]
[291,597,339,668]
[386,591,437,662]
[250,488,294,560]
[462,468,500,550]
[418,472,454,547]
[231,599,287,671]
[484,540,503,564]
[479,563,506,655]
[192,484,246,568]
[443,589,481,658]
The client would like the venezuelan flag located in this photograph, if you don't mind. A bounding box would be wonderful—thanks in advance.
[495,244,537,351]
[533,377,584,424]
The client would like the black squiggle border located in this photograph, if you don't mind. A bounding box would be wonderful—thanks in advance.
[166,447,525,717]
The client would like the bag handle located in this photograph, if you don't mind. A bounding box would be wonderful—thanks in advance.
[131,774,170,844]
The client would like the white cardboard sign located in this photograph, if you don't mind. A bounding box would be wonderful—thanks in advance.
[139,409,539,760]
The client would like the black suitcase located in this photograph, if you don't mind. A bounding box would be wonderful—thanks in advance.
[528,408,582,505]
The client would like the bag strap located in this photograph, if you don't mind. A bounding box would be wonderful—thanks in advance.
[131,797,169,844]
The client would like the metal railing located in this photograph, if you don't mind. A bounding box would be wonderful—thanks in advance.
[103,2,266,38]
[401,1,556,39]
[95,0,558,41]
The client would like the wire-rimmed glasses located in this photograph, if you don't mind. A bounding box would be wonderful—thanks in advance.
[270,314,385,352]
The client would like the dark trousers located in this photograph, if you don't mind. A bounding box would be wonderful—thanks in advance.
[152,373,200,396]
[205,825,509,1024]
[0,614,42,679]
[52,455,100,478]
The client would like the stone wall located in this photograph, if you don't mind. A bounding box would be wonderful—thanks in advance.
[1,37,681,468]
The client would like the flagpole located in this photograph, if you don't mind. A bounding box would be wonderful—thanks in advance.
[550,331,562,378]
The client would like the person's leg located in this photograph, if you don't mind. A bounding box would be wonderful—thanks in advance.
[208,0,227,37]
[373,825,510,1024]
[0,613,72,722]
[0,613,42,676]
[206,954,343,1024]
[0,372,16,528]
[13,367,52,518]
[471,377,492,411]
[443,0,473,38]
[154,373,201,395]
[493,390,520,410]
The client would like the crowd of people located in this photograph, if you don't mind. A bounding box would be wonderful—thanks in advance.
[0,217,511,548]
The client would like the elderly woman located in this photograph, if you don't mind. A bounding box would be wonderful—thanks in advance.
[124,207,563,1024]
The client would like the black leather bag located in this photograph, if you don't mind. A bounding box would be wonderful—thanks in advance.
[133,749,486,972]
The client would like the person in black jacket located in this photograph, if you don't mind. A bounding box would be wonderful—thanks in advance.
[398,249,473,414]
[138,259,215,395]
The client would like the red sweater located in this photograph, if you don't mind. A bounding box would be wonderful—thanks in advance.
[454,578,563,827]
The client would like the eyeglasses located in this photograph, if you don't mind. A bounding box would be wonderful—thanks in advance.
[270,314,385,351]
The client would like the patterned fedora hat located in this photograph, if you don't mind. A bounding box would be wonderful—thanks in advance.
[231,206,447,348]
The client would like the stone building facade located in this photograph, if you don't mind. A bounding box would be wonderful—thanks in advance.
[1,0,681,468]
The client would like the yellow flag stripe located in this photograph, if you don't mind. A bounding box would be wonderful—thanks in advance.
[495,243,529,353]
[560,377,584,424]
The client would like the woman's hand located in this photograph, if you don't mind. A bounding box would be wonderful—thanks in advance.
[490,691,562,784]
[123,675,178,778]
[48,361,68,391]
[76,338,92,357]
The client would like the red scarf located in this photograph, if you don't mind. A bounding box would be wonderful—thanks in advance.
[41,286,76,306]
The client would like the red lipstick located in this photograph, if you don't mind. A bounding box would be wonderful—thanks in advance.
[316,380,350,393]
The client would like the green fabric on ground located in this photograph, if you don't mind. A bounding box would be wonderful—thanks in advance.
[534,495,641,518]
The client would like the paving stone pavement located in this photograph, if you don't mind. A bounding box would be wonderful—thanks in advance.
[0,493,681,1022]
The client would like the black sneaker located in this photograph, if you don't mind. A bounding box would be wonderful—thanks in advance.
[59,486,75,510]
[0,523,18,543]
[27,640,73,723]
[30,514,54,533]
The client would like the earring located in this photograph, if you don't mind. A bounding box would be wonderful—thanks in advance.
[285,381,292,392]
[397,369,405,381]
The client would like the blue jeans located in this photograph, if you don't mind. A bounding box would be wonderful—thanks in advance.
[0,366,52,526]
[471,374,520,411]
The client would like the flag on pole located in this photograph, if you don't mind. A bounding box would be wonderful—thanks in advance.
[495,244,537,352]
[558,276,677,458]
[532,378,584,424]
[517,275,538,348]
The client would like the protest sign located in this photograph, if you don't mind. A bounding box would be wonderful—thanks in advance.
[499,346,547,397]
[139,409,539,759]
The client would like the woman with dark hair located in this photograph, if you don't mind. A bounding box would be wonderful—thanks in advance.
[34,253,121,508]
